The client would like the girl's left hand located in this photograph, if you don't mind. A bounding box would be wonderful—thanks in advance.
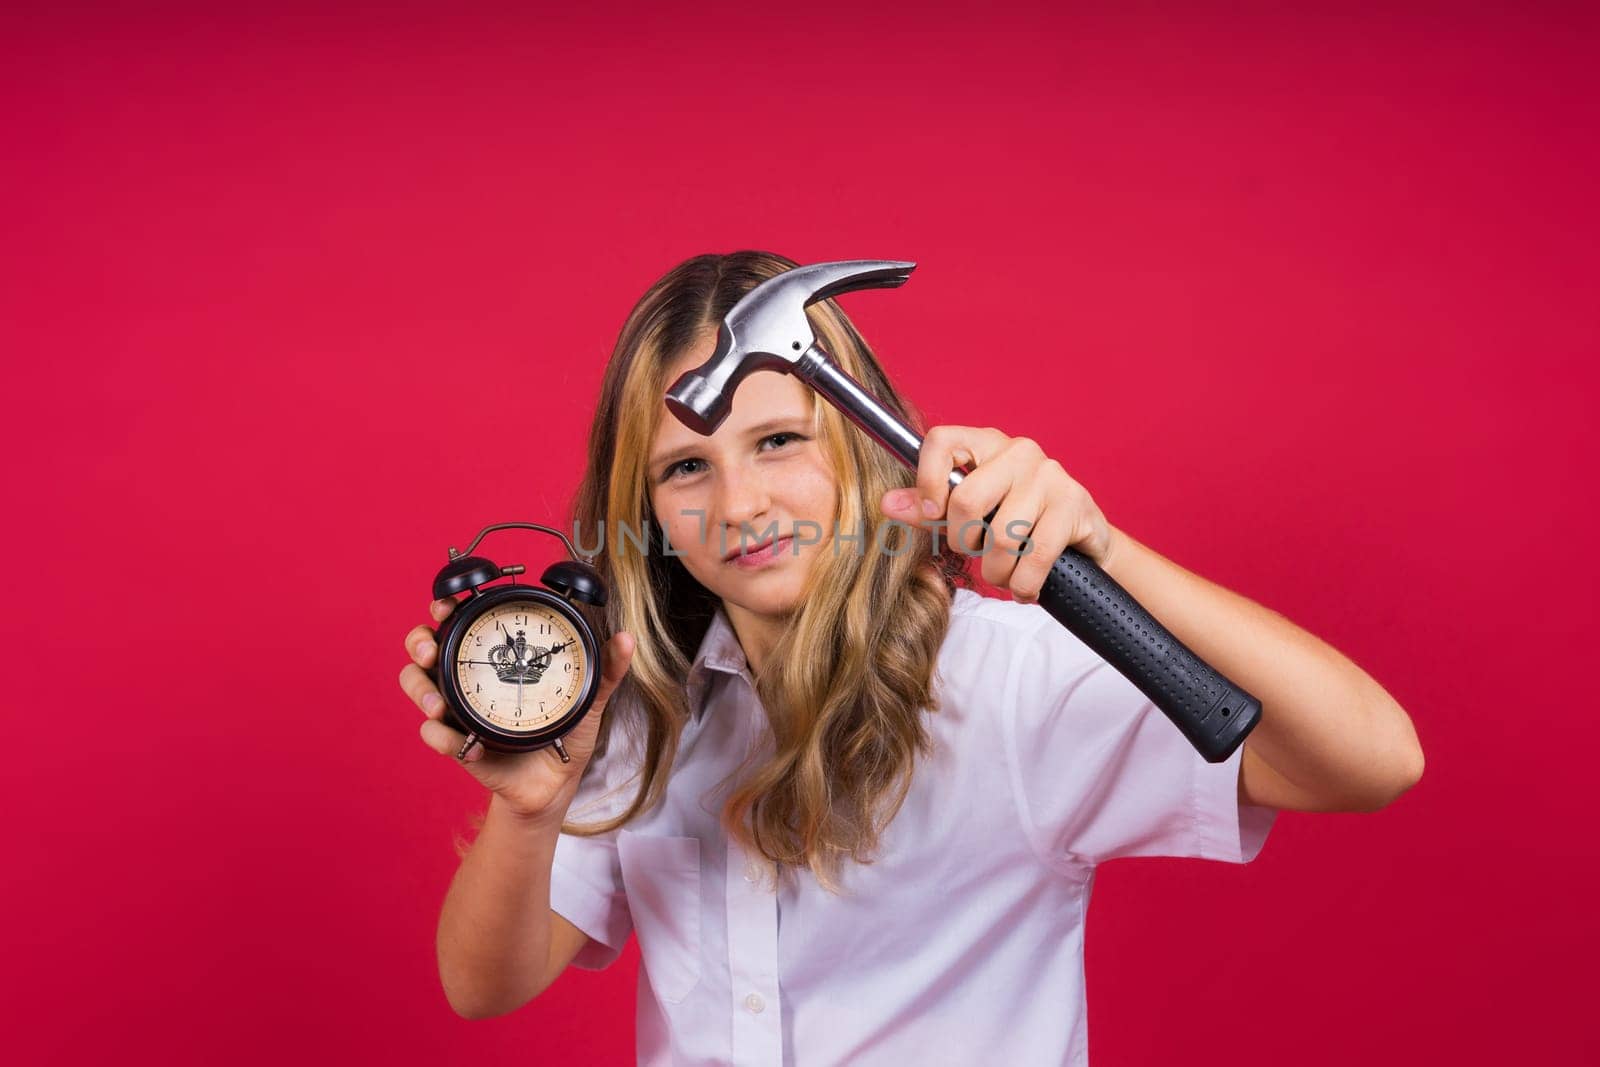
[879,425,1119,605]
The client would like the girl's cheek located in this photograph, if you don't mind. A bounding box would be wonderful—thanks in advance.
[661,515,710,558]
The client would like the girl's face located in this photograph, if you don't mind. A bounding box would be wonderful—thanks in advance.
[647,335,840,622]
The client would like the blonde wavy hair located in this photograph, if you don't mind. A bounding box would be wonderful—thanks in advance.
[563,250,971,894]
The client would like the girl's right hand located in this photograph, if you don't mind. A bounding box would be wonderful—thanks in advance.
[398,597,636,822]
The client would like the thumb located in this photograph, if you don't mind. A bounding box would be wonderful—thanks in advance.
[881,487,941,526]
[591,631,636,708]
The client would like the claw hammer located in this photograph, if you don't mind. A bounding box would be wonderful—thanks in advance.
[664,259,1260,762]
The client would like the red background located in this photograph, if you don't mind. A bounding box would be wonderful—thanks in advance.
[3,4,1595,1064]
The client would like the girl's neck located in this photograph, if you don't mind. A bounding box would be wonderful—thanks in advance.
[721,601,791,681]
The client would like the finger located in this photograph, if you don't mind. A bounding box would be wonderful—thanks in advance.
[399,662,446,719]
[1006,503,1076,603]
[978,481,1046,587]
[911,426,1011,526]
[590,632,636,710]
[405,624,438,668]
[942,449,1022,555]
[429,597,456,623]
[420,718,484,761]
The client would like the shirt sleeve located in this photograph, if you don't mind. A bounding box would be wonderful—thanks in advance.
[548,724,640,970]
[1002,611,1278,869]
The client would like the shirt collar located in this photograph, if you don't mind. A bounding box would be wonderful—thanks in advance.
[685,604,749,720]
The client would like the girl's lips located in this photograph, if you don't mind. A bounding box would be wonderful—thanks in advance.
[725,535,794,567]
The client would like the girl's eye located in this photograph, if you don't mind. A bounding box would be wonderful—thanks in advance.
[663,458,705,481]
[661,432,806,482]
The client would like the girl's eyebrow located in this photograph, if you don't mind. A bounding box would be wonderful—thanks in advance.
[649,416,810,473]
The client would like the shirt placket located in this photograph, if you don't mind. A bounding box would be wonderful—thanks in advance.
[726,835,782,1065]
[721,671,782,1065]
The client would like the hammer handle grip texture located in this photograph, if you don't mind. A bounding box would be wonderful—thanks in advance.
[1027,543,1261,763]
[799,346,1259,761]
[954,471,1259,763]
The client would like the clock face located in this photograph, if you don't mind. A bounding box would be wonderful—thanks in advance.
[452,598,590,734]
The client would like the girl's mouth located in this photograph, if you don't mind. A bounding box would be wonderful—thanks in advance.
[725,535,794,568]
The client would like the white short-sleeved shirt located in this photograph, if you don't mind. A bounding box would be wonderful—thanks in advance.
[550,587,1277,1066]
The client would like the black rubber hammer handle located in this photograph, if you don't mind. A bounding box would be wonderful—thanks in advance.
[806,351,1262,763]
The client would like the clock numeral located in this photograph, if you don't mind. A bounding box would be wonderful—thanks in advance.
[514,614,528,626]
[563,662,571,673]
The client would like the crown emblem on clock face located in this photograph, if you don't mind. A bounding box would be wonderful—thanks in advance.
[489,628,550,684]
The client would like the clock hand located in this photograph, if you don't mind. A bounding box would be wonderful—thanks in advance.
[458,641,571,673]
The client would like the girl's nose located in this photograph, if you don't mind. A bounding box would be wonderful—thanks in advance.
[715,464,774,533]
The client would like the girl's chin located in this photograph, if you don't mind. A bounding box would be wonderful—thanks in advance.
[714,582,806,617]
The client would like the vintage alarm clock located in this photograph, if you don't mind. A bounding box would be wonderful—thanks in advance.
[430,522,607,763]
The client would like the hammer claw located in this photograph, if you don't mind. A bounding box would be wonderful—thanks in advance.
[664,258,918,435]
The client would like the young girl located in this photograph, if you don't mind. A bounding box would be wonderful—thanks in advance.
[398,250,1424,1065]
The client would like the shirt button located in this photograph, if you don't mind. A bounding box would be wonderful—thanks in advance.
[744,992,766,1014]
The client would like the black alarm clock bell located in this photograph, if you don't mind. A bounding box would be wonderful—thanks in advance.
[430,522,607,763]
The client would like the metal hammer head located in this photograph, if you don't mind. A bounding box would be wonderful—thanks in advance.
[664,259,915,435]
